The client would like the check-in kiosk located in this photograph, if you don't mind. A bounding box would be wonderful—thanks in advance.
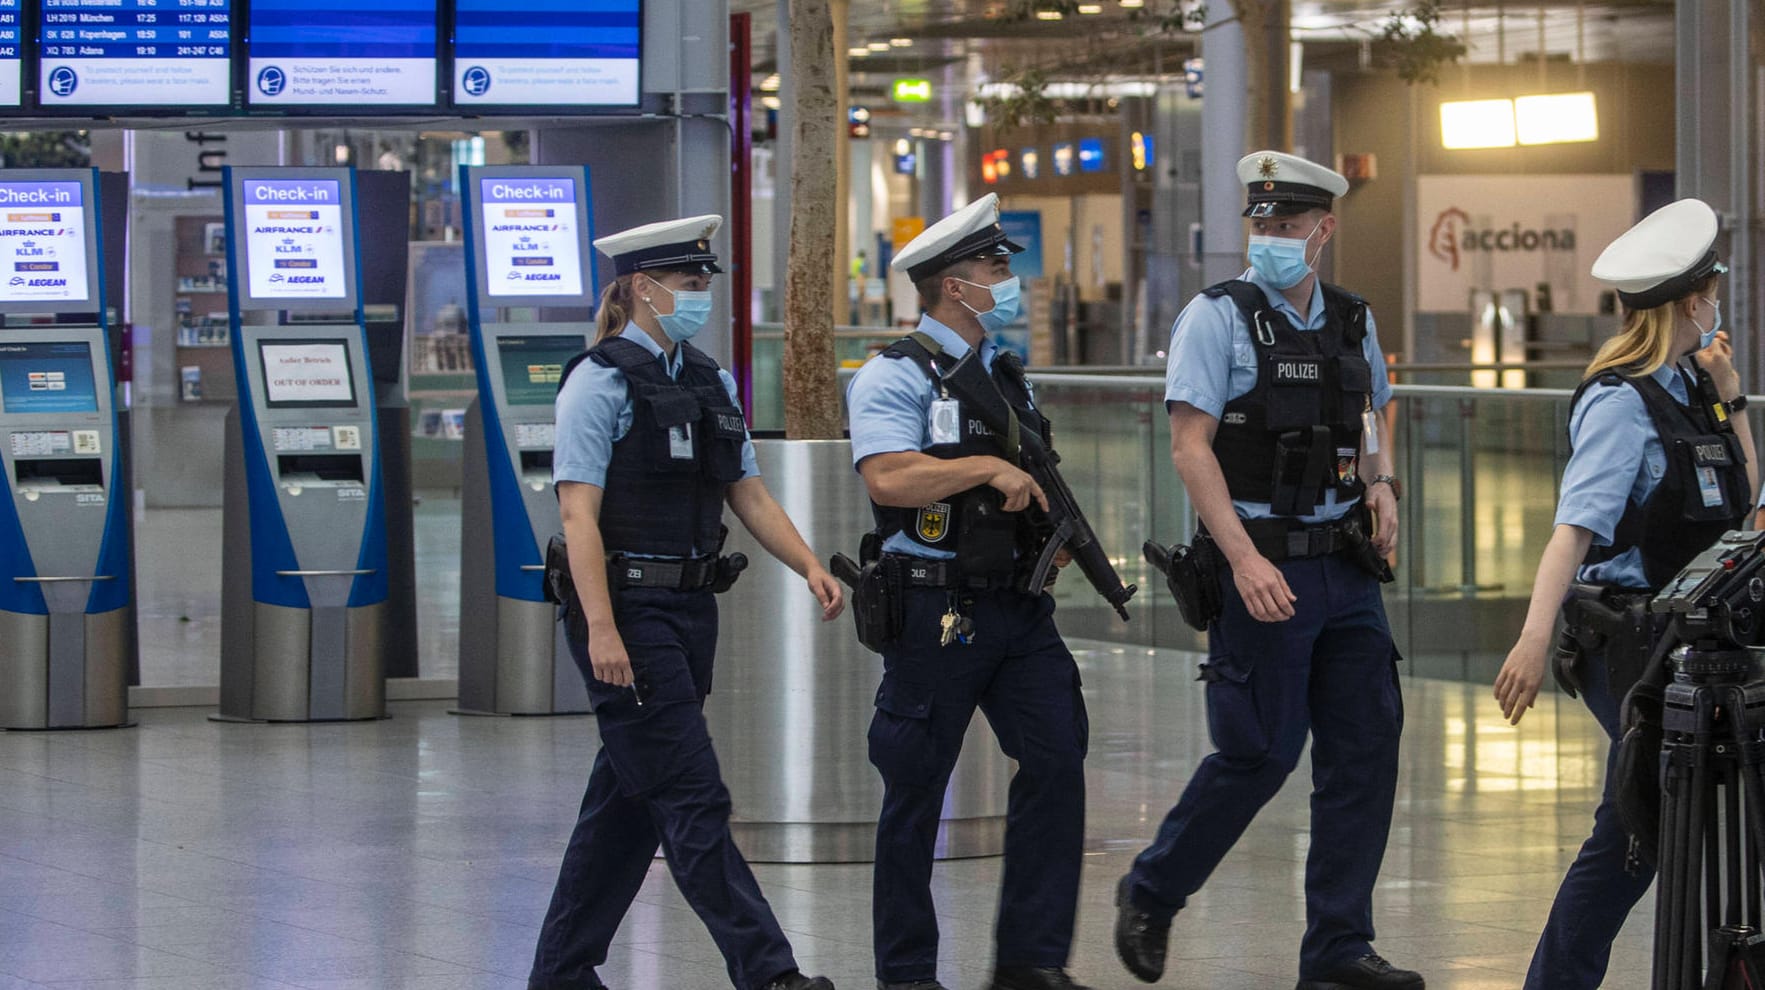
[455,165,596,716]
[0,169,131,730]
[218,167,387,722]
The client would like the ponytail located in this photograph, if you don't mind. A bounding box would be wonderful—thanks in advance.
[1584,273,1718,381]
[595,276,636,342]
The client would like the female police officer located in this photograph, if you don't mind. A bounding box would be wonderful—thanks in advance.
[1494,198,1757,990]
[528,215,844,990]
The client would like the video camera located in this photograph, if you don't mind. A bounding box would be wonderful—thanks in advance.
[1649,530,1765,650]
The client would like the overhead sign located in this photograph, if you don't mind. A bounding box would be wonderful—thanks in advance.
[246,0,438,108]
[0,179,89,306]
[37,0,233,109]
[241,178,347,300]
[479,177,583,298]
[451,0,640,109]
[1417,174,1634,314]
[891,78,932,103]
[0,0,19,107]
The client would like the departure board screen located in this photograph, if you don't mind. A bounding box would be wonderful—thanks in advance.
[451,0,641,109]
[247,0,437,109]
[37,0,233,110]
[0,1,20,108]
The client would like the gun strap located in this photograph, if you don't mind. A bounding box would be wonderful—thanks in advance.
[906,331,1021,460]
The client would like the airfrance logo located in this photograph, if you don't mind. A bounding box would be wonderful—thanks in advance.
[1428,206,1579,272]
[462,66,492,98]
[256,65,287,97]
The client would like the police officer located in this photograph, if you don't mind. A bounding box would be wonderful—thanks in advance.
[529,215,845,990]
[845,193,1092,990]
[1493,198,1756,990]
[1114,152,1420,990]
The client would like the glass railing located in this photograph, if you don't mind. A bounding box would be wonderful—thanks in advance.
[770,364,1765,685]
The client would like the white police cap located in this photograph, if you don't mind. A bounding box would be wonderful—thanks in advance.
[892,193,1023,283]
[1237,151,1349,218]
[593,214,724,276]
[1591,199,1726,310]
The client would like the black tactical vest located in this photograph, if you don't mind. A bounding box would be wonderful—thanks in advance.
[1575,364,1751,591]
[1205,279,1374,516]
[873,334,1049,578]
[561,337,747,558]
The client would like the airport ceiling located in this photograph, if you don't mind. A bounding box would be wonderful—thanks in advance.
[734,1,1675,107]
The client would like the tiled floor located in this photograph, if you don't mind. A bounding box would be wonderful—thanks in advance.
[1,639,1651,990]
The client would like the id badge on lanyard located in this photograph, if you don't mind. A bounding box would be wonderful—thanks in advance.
[669,424,694,460]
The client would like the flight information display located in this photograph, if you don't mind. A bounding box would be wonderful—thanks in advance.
[0,1,20,108]
[247,0,437,108]
[452,0,640,109]
[38,0,233,109]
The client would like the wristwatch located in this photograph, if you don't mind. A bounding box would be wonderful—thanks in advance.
[1726,395,1750,415]
[1368,475,1402,501]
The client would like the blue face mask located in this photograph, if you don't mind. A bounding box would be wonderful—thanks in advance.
[956,275,1021,333]
[1246,219,1324,289]
[647,282,714,343]
[1695,296,1723,350]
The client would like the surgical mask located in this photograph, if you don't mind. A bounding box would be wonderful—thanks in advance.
[1693,296,1723,350]
[645,281,714,343]
[1246,219,1324,289]
[955,275,1021,333]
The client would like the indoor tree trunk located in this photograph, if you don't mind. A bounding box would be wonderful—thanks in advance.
[782,0,843,440]
[1234,0,1291,152]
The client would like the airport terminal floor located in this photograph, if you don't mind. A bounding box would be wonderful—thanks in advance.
[1,499,1652,989]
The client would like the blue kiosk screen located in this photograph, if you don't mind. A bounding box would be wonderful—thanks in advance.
[0,340,98,414]
[497,336,584,406]
[38,0,233,108]
[452,0,640,108]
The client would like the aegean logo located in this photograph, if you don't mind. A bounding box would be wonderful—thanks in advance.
[1428,206,1578,272]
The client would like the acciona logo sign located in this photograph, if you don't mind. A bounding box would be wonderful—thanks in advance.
[1427,206,1579,273]
[1415,175,1632,314]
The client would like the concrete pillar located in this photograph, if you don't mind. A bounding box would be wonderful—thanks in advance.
[1677,0,1757,385]
[772,0,793,325]
[1200,0,1247,277]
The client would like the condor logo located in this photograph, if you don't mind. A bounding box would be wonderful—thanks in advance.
[1273,360,1321,383]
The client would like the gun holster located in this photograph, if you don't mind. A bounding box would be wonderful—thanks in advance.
[543,533,574,607]
[1144,534,1222,632]
[709,553,748,594]
[1557,584,1657,702]
[1340,506,1395,584]
[833,535,904,653]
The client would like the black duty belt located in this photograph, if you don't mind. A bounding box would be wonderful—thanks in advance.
[882,554,1015,591]
[607,554,719,591]
[1237,517,1355,562]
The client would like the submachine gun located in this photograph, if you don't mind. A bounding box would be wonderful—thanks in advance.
[944,349,1136,621]
[1630,531,1765,989]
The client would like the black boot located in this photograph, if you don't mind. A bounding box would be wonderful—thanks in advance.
[987,966,1091,990]
[1113,874,1172,983]
[1295,953,1424,990]
[763,971,836,990]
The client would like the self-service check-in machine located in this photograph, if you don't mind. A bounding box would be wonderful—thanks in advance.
[455,165,597,716]
[218,166,387,722]
[0,169,132,730]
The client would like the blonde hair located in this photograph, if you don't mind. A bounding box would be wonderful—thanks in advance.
[594,276,636,342]
[1584,274,1718,380]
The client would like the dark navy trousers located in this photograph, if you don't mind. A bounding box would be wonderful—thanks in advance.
[1125,552,1403,979]
[869,586,1089,983]
[1524,651,1655,990]
[529,587,798,990]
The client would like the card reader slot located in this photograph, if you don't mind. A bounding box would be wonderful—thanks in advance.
[276,454,364,483]
[15,458,102,488]
[520,450,554,471]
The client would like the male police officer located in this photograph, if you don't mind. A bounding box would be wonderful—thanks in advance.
[846,194,1092,990]
[1114,152,1421,990]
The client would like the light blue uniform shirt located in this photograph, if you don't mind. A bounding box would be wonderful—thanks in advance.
[1558,362,1693,589]
[846,315,1013,559]
[1163,268,1393,522]
[552,324,759,489]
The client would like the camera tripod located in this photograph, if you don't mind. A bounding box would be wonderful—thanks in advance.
[1653,642,1765,990]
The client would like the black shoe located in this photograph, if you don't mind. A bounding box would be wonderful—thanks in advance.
[763,972,835,990]
[1296,953,1424,990]
[987,967,1091,990]
[877,982,948,990]
[1113,874,1171,983]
